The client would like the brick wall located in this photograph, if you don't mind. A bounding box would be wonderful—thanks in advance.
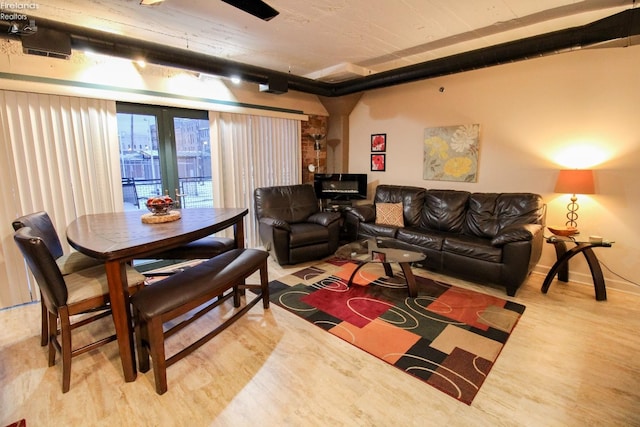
[301,115,328,184]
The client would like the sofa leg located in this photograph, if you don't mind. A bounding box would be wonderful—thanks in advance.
[506,287,517,297]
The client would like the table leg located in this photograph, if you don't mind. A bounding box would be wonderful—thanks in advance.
[541,259,566,294]
[583,248,607,301]
[399,262,418,298]
[541,243,607,301]
[552,240,569,282]
[104,260,137,382]
[382,262,394,277]
[346,262,367,287]
[234,219,247,296]
[234,219,245,249]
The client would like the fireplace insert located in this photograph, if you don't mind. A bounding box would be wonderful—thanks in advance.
[313,173,367,201]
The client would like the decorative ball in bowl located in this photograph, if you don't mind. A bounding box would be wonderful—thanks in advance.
[146,196,176,216]
[547,225,578,237]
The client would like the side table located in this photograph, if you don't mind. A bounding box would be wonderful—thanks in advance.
[541,236,613,301]
[323,205,351,244]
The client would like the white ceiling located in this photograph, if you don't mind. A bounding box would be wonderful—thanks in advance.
[22,0,635,82]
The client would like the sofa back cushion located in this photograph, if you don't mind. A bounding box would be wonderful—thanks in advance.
[374,185,426,227]
[420,190,470,233]
[254,184,319,223]
[465,193,545,238]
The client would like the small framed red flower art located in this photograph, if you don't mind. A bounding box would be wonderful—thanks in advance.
[371,133,386,152]
[371,154,386,171]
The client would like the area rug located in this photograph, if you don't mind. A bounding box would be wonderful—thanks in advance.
[269,258,526,405]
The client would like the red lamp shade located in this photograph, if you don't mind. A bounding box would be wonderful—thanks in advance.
[554,170,595,195]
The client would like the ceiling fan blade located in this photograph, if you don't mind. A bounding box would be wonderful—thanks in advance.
[221,0,279,21]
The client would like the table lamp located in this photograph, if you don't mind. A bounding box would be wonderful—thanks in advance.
[554,169,595,229]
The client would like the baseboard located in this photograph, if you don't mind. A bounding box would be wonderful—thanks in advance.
[532,264,640,296]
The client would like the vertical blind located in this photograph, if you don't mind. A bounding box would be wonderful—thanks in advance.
[0,91,301,309]
[210,111,301,247]
[0,90,121,308]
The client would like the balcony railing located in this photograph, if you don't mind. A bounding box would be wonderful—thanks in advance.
[122,177,213,210]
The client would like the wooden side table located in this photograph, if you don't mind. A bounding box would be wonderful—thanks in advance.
[541,236,613,301]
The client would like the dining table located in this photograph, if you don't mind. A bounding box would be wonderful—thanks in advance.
[66,207,248,383]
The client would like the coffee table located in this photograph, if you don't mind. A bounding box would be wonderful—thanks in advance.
[335,237,426,297]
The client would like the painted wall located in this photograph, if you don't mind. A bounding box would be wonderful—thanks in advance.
[0,39,328,118]
[349,45,640,295]
[2,37,638,296]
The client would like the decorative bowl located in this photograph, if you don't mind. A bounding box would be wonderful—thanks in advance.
[146,196,175,216]
[547,226,578,237]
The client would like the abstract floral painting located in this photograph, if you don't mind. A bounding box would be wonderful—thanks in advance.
[423,124,480,182]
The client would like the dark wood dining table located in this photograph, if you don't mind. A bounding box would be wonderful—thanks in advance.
[66,207,248,382]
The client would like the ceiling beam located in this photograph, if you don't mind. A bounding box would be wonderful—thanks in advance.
[1,8,638,97]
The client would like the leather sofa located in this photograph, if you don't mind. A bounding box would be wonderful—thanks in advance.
[344,185,546,296]
[254,184,342,265]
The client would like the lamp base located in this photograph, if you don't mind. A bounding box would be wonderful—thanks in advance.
[565,195,579,228]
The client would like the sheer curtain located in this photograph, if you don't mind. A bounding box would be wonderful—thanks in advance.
[0,90,121,308]
[209,112,301,248]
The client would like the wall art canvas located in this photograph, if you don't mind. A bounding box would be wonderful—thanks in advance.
[371,133,386,152]
[371,154,386,171]
[423,124,480,182]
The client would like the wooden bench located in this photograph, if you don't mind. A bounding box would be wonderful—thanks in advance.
[130,248,270,394]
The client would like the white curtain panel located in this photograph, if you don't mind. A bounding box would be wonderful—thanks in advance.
[209,112,301,248]
[0,90,121,308]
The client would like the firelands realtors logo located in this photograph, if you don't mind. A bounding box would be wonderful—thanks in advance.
[1,2,38,35]
[1,2,38,21]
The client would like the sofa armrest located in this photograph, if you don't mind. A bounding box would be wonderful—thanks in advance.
[259,217,291,232]
[345,204,376,223]
[308,211,341,227]
[491,223,543,246]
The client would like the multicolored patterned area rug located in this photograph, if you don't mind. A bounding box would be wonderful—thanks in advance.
[269,258,525,405]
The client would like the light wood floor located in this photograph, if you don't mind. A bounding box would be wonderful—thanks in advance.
[1,259,639,427]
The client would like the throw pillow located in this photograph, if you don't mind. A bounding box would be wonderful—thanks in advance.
[375,203,404,227]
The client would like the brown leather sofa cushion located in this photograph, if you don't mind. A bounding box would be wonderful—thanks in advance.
[396,227,445,251]
[442,235,502,263]
[421,190,469,233]
[465,193,545,238]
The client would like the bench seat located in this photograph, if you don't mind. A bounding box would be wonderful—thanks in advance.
[131,248,270,394]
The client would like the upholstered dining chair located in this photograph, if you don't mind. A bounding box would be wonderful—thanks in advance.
[13,211,235,345]
[12,211,103,346]
[13,227,147,393]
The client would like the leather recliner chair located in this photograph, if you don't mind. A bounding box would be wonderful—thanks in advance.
[254,184,342,265]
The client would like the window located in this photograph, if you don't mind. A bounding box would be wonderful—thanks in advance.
[116,103,212,210]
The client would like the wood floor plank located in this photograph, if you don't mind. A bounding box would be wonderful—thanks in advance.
[1,259,639,426]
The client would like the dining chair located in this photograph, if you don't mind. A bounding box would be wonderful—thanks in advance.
[13,227,147,393]
[12,211,103,346]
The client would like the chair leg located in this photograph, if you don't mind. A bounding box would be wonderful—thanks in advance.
[147,316,168,395]
[134,310,150,373]
[260,261,270,309]
[59,308,72,393]
[47,311,57,367]
[40,299,48,346]
[233,284,241,308]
